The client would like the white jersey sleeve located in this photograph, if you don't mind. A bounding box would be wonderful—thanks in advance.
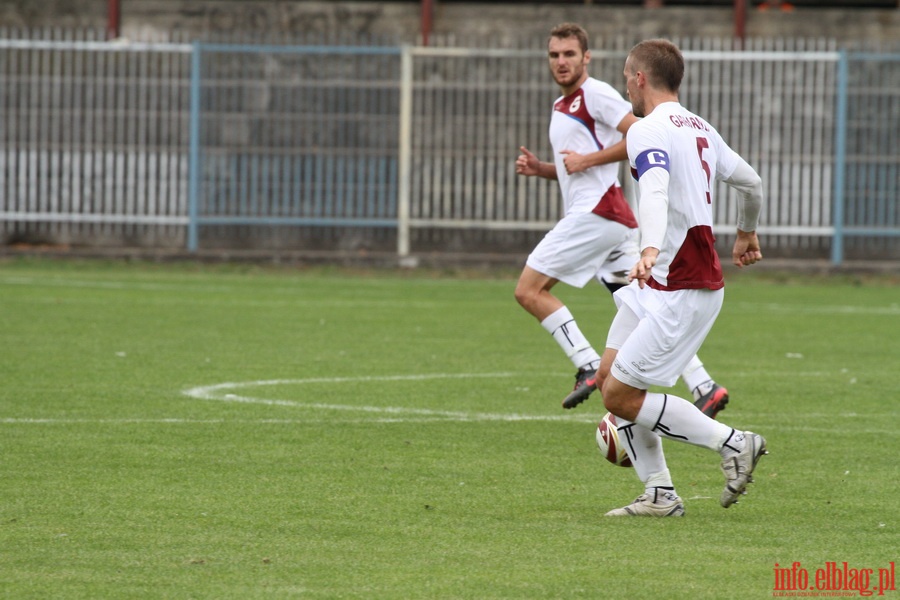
[723,157,763,232]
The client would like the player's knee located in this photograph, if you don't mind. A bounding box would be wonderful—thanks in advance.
[603,395,636,421]
[602,388,623,414]
[600,376,635,419]
[513,283,536,310]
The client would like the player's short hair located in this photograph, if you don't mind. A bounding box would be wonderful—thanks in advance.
[628,39,684,93]
[549,23,590,54]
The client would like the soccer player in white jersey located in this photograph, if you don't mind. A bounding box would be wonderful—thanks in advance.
[597,39,767,517]
[515,23,730,417]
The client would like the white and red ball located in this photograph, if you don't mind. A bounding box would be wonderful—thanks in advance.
[596,412,632,467]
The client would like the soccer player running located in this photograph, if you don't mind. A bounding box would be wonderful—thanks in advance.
[515,23,729,417]
[599,39,767,517]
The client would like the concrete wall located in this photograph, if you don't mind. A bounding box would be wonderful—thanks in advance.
[0,1,897,45]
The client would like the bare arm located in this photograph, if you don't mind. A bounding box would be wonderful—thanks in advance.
[516,146,558,180]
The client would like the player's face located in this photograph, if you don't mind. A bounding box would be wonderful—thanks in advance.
[623,57,646,118]
[548,36,589,93]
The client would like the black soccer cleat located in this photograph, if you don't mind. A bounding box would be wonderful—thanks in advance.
[562,367,597,409]
[694,383,729,419]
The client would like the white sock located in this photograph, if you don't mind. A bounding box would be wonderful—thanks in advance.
[719,428,747,459]
[540,306,600,370]
[616,418,673,488]
[681,356,715,399]
[633,392,732,451]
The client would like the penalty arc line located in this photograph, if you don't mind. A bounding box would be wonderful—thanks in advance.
[182,373,601,423]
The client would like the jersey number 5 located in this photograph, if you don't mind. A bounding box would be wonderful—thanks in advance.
[696,137,712,204]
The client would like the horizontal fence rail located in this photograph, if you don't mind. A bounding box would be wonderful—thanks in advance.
[832,52,900,262]
[1,38,898,263]
[187,43,404,252]
[0,39,193,247]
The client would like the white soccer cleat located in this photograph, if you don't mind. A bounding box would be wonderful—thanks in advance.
[605,489,685,517]
[720,431,768,508]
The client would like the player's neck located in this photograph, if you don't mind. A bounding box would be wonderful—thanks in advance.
[643,92,679,116]
[559,72,589,97]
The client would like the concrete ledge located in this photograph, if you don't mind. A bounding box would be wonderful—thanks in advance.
[2,245,898,278]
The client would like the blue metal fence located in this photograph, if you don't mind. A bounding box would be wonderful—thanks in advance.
[1,39,898,264]
[186,43,404,251]
[832,51,900,263]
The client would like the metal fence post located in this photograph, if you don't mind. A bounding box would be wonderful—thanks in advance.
[187,42,202,253]
[831,49,848,266]
[397,45,413,259]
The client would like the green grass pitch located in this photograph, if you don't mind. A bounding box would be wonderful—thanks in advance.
[1,257,897,599]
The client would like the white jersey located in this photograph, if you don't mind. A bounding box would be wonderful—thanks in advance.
[627,101,741,290]
[549,77,637,228]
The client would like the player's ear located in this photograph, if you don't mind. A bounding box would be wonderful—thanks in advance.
[584,49,591,65]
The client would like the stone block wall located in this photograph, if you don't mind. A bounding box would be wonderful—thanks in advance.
[0,1,897,46]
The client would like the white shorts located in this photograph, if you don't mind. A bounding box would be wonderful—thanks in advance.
[526,212,635,288]
[606,282,724,389]
[595,229,639,287]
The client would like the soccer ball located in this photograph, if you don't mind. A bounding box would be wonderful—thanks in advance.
[596,412,632,467]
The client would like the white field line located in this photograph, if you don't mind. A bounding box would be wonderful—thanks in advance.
[183,374,600,423]
[1,419,896,435]
[1,373,895,430]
